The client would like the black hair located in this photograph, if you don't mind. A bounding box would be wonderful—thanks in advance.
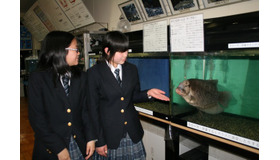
[101,31,129,61]
[37,31,80,85]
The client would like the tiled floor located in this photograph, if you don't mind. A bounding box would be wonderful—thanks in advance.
[20,97,34,160]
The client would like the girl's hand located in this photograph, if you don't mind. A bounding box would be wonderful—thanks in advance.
[85,140,95,160]
[96,145,108,157]
[147,88,170,101]
[57,148,70,160]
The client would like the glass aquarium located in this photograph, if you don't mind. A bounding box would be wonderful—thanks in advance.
[127,56,171,118]
[170,49,259,149]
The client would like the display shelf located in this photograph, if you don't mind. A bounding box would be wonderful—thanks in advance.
[136,102,259,154]
[170,122,259,154]
[176,111,259,142]
[135,101,170,121]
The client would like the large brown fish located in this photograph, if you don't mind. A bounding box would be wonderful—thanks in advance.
[176,79,231,114]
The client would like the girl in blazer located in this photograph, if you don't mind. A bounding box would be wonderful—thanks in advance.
[87,31,170,159]
[28,31,96,160]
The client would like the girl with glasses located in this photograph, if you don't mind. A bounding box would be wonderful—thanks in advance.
[28,31,96,160]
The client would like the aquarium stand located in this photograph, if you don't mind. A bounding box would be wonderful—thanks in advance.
[165,125,209,160]
[165,125,179,160]
[179,145,208,160]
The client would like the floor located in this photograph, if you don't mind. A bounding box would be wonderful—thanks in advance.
[20,97,34,160]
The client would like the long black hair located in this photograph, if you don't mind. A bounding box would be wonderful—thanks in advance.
[37,31,80,85]
[102,31,129,61]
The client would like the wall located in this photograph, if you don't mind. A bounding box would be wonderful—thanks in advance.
[141,119,165,160]
[31,0,259,49]
[82,0,258,32]
[208,145,247,160]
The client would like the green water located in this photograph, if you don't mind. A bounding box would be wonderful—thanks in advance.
[171,54,259,119]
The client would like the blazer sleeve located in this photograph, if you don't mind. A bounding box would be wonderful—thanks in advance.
[81,73,97,142]
[87,67,106,147]
[28,72,66,155]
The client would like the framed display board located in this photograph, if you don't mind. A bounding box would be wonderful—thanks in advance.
[119,0,144,24]
[138,0,167,21]
[167,0,199,15]
[55,0,95,28]
[22,2,50,41]
[202,0,242,8]
[37,0,75,31]
[143,20,168,52]
[170,14,204,52]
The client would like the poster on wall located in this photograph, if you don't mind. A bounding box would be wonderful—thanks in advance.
[38,0,75,31]
[143,20,167,52]
[22,2,50,41]
[170,14,204,52]
[55,0,95,28]
[33,5,56,32]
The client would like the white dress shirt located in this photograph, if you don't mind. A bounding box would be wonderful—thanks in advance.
[106,60,122,81]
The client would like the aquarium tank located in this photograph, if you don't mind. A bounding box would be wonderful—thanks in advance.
[169,11,259,149]
[127,57,170,117]
[170,50,259,149]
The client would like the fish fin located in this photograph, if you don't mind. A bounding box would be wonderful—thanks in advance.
[199,104,224,114]
[219,91,231,107]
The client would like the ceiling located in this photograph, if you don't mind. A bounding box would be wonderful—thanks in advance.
[20,0,37,15]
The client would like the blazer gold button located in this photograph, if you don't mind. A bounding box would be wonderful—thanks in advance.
[124,121,127,125]
[48,151,52,154]
[68,122,72,126]
[73,135,76,139]
[121,109,124,113]
[67,109,71,113]
[121,97,124,101]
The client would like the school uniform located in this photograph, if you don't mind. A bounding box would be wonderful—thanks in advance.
[28,69,95,160]
[87,61,149,159]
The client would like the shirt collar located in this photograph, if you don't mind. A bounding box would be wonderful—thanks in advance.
[106,60,122,72]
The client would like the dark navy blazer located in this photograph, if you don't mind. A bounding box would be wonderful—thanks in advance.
[28,69,95,159]
[87,61,149,149]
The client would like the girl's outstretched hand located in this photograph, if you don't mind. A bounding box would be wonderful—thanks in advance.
[147,89,170,101]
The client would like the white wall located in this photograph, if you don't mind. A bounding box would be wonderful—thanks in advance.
[208,145,247,160]
[141,119,165,160]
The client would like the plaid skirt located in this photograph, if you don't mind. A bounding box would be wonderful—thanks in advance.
[69,135,85,160]
[93,133,146,160]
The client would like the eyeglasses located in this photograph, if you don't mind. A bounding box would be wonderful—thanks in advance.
[65,48,80,53]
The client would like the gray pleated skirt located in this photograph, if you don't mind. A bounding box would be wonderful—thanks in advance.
[93,133,146,160]
[69,135,85,160]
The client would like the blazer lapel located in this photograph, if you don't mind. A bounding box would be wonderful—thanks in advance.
[100,62,123,93]
[121,62,130,92]
[56,76,70,106]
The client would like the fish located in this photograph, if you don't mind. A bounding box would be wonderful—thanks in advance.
[176,79,231,114]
